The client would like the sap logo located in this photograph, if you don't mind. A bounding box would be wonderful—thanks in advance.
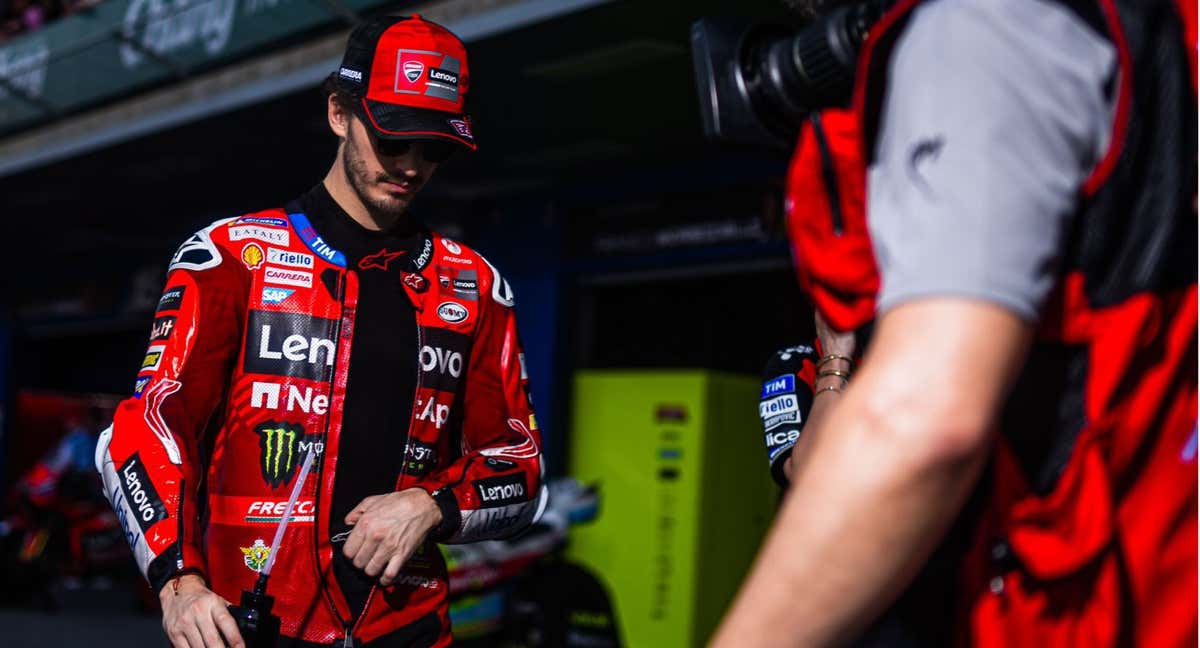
[261,287,295,305]
[415,396,451,430]
[437,302,468,324]
[264,266,312,288]
[761,374,795,399]
[118,453,167,533]
[473,473,527,508]
[428,67,458,86]
[244,311,337,381]
[149,316,176,342]
[229,225,289,246]
[267,248,314,269]
[250,381,329,415]
[403,60,425,83]
[758,394,798,417]
[338,67,362,82]
[765,429,800,448]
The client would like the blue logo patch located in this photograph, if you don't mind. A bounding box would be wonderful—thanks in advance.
[261,287,295,305]
[761,374,796,399]
[289,213,347,268]
[237,216,288,228]
[133,376,151,399]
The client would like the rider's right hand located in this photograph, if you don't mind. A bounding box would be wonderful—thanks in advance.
[159,573,246,648]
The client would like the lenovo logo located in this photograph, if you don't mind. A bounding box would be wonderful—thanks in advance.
[244,311,337,381]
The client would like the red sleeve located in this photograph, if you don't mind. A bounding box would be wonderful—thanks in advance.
[419,257,547,543]
[95,220,246,591]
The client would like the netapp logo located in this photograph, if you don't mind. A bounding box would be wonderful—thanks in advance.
[118,453,168,534]
[473,473,527,508]
[419,328,470,390]
[244,311,337,381]
[251,381,329,415]
[428,67,458,86]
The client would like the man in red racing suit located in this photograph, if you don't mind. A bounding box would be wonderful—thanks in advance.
[96,15,545,648]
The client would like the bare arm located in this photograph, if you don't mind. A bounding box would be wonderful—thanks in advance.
[712,298,1032,646]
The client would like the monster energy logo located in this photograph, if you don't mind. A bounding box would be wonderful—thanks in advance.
[255,421,323,488]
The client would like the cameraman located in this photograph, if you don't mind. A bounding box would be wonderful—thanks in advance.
[715,0,1196,645]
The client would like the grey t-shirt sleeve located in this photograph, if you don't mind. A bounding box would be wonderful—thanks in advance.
[868,0,1117,320]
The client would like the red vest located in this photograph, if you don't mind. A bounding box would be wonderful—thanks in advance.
[786,1,1197,645]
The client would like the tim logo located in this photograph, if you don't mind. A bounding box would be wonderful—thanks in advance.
[761,374,795,400]
[255,421,323,489]
[403,60,425,84]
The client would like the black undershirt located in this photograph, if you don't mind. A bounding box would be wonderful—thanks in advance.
[291,184,420,622]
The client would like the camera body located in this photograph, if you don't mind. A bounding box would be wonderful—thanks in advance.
[690,1,892,150]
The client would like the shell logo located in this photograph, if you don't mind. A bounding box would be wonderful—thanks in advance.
[242,243,265,270]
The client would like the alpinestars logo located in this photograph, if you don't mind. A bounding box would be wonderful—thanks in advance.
[255,421,323,488]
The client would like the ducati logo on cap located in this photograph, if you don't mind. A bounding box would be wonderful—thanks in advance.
[403,61,425,84]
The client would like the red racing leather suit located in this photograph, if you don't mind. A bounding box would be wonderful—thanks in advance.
[95,209,547,646]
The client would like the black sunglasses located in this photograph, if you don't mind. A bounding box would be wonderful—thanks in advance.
[372,136,457,163]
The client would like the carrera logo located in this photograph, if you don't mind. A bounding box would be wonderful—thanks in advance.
[118,453,168,534]
[267,248,313,269]
[403,60,425,83]
[437,302,468,324]
[264,266,312,288]
[149,316,176,342]
[244,311,337,381]
[473,473,527,508]
[250,381,329,415]
[428,67,458,86]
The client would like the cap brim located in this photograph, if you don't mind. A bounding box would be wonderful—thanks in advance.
[355,97,477,151]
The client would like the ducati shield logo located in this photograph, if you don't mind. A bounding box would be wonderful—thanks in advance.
[403,60,425,84]
[255,421,322,488]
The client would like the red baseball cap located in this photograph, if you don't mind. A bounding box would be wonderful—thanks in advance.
[333,15,476,150]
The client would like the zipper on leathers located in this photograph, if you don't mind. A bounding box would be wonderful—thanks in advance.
[809,112,847,236]
[314,268,352,636]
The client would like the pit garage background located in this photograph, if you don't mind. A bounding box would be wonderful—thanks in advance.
[0,0,816,645]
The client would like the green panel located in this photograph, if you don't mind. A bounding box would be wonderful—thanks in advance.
[567,370,775,648]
